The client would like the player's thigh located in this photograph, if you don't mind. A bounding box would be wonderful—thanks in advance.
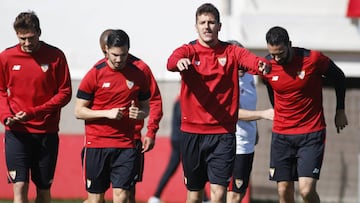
[270,132,298,181]
[207,133,235,187]
[297,130,326,179]
[5,130,31,182]
[111,148,137,190]
[85,148,111,193]
[229,153,254,193]
[31,133,59,189]
[180,132,207,190]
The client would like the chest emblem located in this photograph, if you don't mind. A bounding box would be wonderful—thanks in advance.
[218,57,227,66]
[102,82,110,88]
[194,60,200,66]
[41,64,49,72]
[271,76,279,81]
[297,70,305,80]
[126,80,134,89]
[12,65,21,70]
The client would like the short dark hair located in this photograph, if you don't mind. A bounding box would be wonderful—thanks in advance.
[266,26,290,46]
[196,3,220,23]
[107,29,130,49]
[13,11,41,34]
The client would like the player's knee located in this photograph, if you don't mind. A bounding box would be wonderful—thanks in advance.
[299,186,316,200]
[187,190,203,203]
[277,182,294,197]
[35,188,51,203]
[113,188,129,202]
[210,185,226,202]
[227,191,241,203]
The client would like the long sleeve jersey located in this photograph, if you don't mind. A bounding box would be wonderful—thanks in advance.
[0,42,72,133]
[128,54,163,140]
[167,40,268,134]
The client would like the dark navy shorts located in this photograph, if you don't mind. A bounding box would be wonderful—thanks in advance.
[134,139,144,182]
[228,152,254,193]
[5,130,59,189]
[180,132,235,191]
[269,129,326,182]
[83,147,137,193]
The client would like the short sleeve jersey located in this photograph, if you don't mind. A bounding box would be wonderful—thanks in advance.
[77,58,150,148]
[261,47,330,134]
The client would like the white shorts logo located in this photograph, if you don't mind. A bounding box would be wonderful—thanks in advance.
[8,170,16,180]
[269,168,275,178]
[312,168,320,174]
[235,179,243,189]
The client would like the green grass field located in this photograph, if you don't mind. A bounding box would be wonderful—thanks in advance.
[0,200,278,203]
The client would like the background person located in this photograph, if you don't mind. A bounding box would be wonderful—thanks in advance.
[227,40,274,203]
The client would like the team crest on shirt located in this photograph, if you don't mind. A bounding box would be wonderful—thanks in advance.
[194,60,200,66]
[8,170,16,180]
[218,57,227,66]
[297,70,305,79]
[235,179,243,189]
[40,64,49,72]
[126,80,134,89]
[269,168,275,178]
[87,179,92,188]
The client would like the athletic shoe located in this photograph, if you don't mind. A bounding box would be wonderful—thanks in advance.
[148,196,161,203]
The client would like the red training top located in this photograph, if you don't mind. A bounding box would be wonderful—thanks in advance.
[0,42,72,133]
[261,47,329,134]
[167,40,267,134]
[77,58,150,148]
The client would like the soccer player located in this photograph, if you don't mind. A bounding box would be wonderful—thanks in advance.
[0,11,72,203]
[75,29,150,203]
[96,28,163,203]
[166,3,271,202]
[261,26,348,203]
